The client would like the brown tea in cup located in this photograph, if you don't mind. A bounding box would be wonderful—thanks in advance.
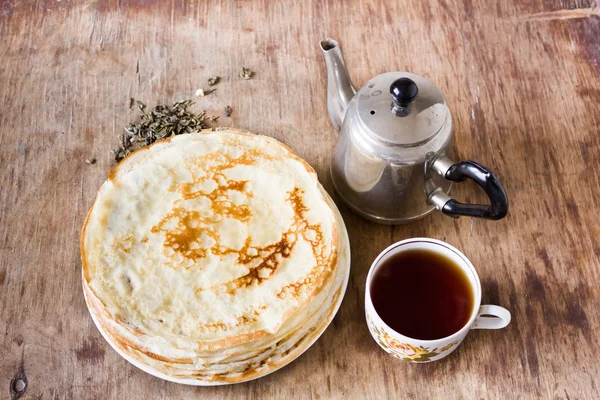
[370,248,474,340]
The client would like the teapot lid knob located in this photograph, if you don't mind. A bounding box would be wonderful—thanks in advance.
[390,78,418,116]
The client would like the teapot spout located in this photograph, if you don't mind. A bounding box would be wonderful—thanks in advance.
[320,38,356,130]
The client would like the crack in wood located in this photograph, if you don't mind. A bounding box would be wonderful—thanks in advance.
[9,350,28,400]
[515,7,600,22]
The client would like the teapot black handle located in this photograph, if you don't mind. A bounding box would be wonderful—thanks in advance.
[430,159,508,220]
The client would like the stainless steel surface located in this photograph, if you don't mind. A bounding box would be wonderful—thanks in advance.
[322,38,455,224]
[431,155,455,177]
[426,155,456,212]
[355,72,449,146]
[320,39,356,131]
[428,188,452,211]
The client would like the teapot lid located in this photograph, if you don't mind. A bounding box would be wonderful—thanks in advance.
[355,72,449,146]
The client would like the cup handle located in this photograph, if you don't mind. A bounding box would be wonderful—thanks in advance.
[471,305,511,329]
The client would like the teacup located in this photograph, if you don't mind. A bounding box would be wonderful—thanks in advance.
[365,238,511,363]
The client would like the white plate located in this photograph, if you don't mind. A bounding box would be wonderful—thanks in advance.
[85,188,350,385]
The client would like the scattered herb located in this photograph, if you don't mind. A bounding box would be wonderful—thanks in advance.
[85,157,96,165]
[112,99,214,163]
[224,105,232,117]
[240,67,253,80]
[195,88,216,97]
[208,76,220,86]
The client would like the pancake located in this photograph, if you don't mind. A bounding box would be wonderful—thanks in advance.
[81,129,339,362]
[83,192,349,383]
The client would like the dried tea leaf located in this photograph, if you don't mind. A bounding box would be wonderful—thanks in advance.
[85,157,96,165]
[224,105,232,117]
[240,67,253,80]
[196,88,216,97]
[112,98,215,163]
[208,76,220,86]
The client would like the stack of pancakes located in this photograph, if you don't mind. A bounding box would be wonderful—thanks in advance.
[81,129,348,384]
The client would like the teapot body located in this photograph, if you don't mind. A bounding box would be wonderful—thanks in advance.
[331,96,454,223]
[322,38,509,223]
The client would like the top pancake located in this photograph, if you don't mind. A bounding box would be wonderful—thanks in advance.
[81,128,338,351]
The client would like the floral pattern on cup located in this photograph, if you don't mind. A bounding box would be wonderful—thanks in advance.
[367,313,458,362]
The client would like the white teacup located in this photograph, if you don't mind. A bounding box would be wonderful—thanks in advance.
[365,238,511,363]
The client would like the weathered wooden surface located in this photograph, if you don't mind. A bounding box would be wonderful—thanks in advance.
[1,0,599,398]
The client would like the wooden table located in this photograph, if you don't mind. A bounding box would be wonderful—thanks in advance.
[1,0,599,398]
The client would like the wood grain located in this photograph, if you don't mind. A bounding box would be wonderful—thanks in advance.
[1,0,599,398]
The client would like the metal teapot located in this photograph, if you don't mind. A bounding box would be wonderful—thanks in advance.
[320,38,509,224]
